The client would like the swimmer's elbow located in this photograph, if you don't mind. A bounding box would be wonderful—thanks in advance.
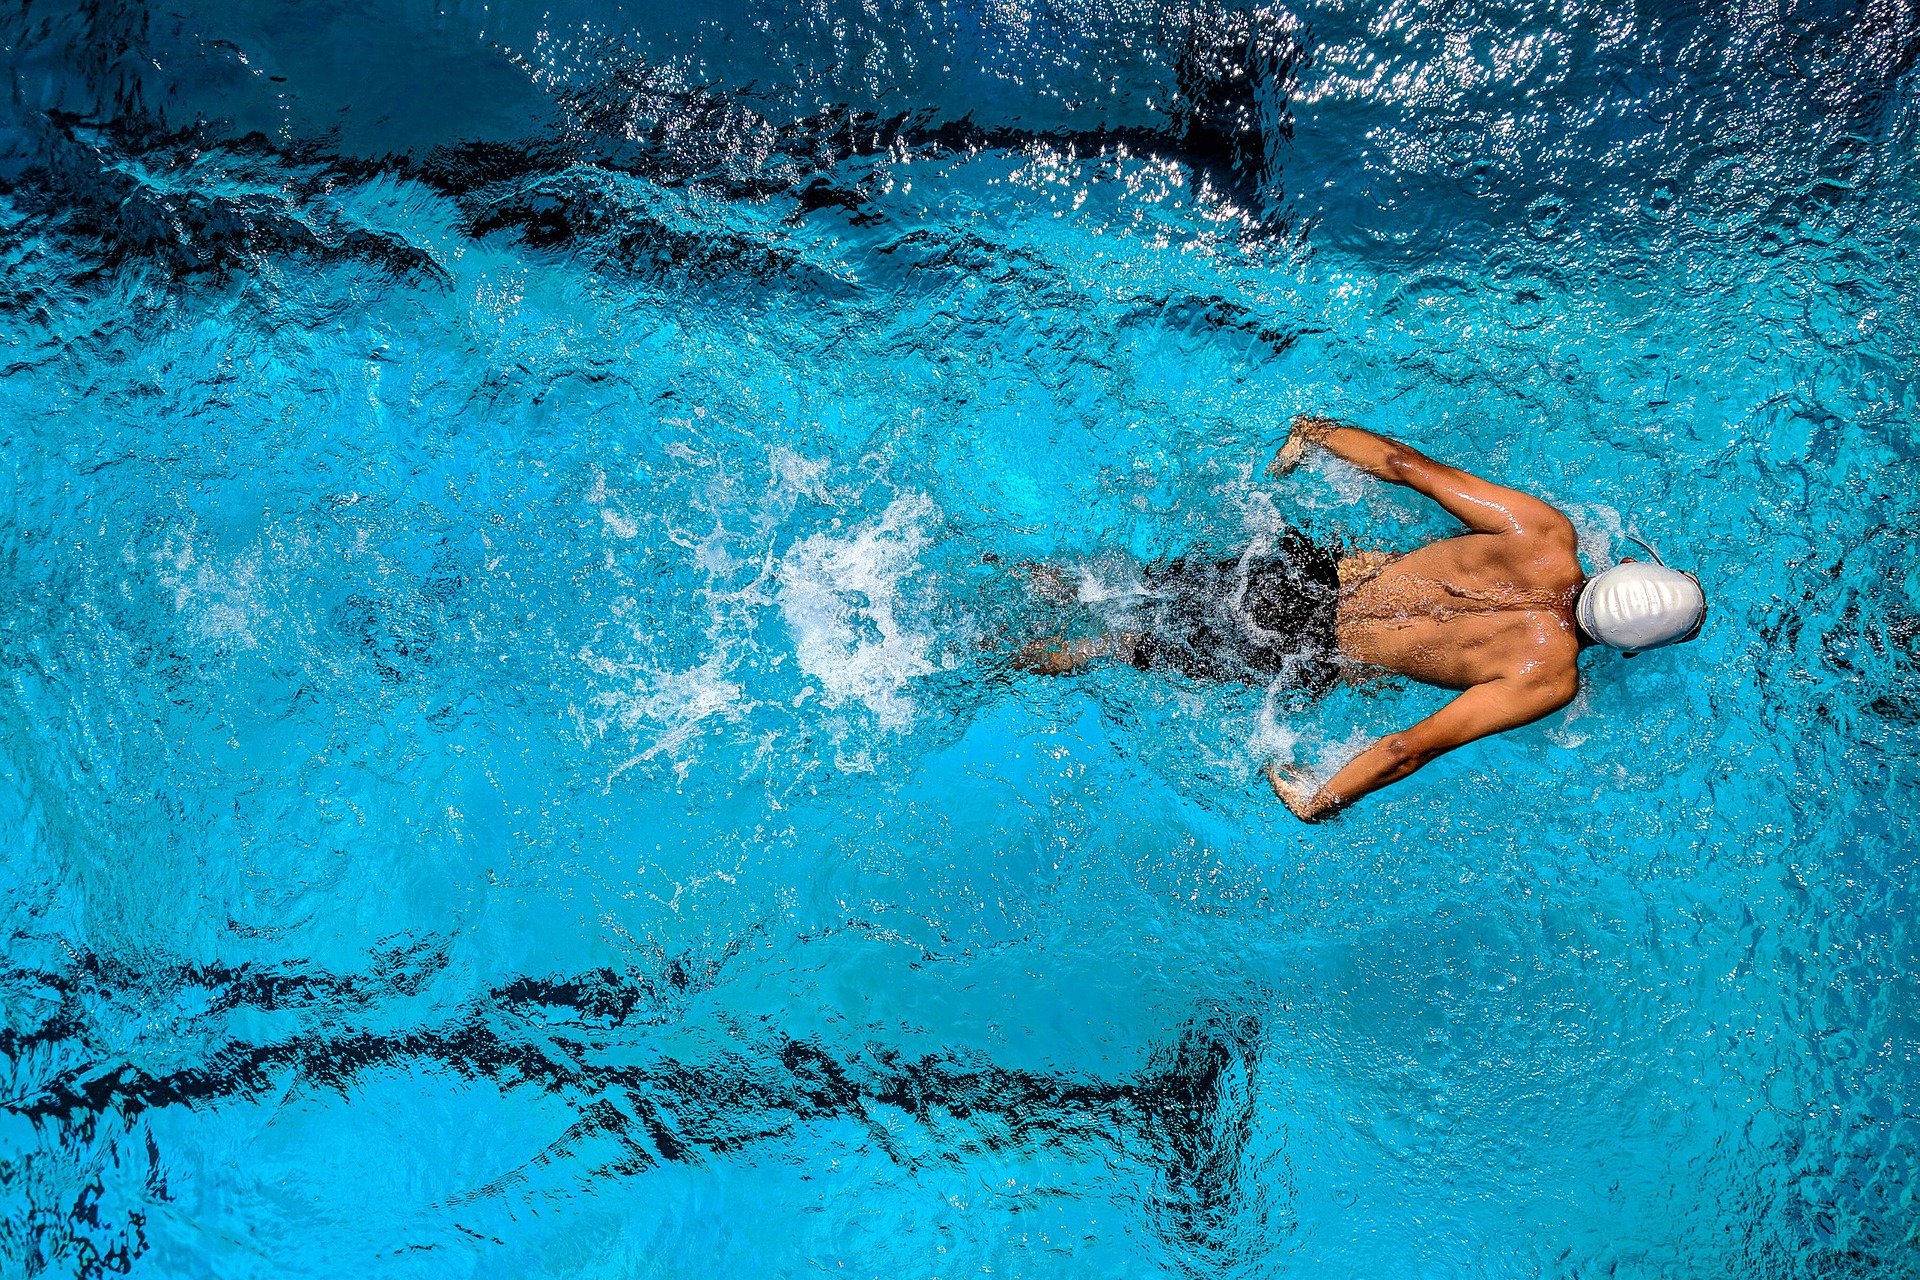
[1381,444,1428,485]
[1552,674,1580,709]
[1528,511,1579,552]
[1529,672,1580,716]
[1377,732,1435,778]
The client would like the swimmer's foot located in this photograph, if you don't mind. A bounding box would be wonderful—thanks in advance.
[1012,635,1084,675]
[1010,632,1139,675]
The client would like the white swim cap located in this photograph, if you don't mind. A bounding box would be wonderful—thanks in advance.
[1576,562,1705,651]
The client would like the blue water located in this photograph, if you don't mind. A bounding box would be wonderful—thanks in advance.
[3,1,1918,1275]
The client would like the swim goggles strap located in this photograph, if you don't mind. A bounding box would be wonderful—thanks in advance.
[1621,532,1665,565]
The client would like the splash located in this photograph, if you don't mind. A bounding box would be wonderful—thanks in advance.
[1249,683,1303,766]
[776,495,941,731]
[582,653,748,784]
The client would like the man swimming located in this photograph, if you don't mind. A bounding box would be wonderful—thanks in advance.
[1015,415,1707,822]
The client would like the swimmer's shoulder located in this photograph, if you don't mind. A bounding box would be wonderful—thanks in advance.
[1518,509,1583,577]
[1508,615,1583,701]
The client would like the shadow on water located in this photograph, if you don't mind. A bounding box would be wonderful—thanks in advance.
[8,941,1278,1270]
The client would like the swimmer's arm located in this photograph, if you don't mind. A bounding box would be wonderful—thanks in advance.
[1269,416,1572,538]
[1265,675,1576,821]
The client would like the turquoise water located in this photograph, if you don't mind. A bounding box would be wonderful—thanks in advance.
[3,1,1918,1275]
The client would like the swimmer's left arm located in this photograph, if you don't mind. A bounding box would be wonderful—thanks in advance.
[1267,415,1573,541]
[1265,675,1577,821]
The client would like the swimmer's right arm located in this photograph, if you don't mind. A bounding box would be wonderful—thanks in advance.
[1268,415,1572,539]
[1265,671,1577,821]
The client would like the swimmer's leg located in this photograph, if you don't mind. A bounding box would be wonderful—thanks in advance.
[1011,632,1141,676]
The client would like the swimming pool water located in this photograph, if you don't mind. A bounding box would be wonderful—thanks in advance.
[3,1,1918,1275]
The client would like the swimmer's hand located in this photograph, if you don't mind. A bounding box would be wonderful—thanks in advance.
[1264,761,1329,823]
[1266,414,1341,477]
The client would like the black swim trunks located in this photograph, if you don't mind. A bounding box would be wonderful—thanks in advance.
[1128,528,1343,691]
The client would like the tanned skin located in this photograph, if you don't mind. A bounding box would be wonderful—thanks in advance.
[1016,415,1589,821]
[1261,415,1584,822]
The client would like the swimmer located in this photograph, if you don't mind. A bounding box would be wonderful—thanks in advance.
[1014,415,1707,821]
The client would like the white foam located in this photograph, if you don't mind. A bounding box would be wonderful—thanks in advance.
[583,651,747,785]
[1249,697,1373,788]
[573,446,882,784]
[1307,453,1373,504]
[1072,556,1145,605]
[777,494,940,730]
[585,466,641,539]
[1545,681,1594,749]
[1564,502,1625,568]
[1250,688,1303,765]
[1237,488,1288,539]
[766,446,834,505]
[1314,726,1376,782]
[152,528,265,648]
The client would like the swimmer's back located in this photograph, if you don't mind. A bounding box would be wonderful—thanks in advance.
[1336,530,1583,691]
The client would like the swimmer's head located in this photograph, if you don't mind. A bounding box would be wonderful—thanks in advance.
[1575,557,1707,653]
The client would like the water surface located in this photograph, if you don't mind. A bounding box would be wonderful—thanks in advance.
[3,1,1918,1275]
